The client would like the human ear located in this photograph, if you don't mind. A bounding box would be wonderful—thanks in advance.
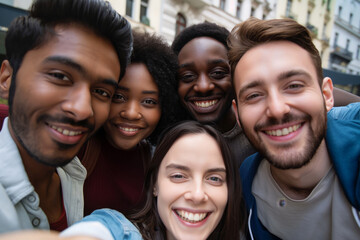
[153,185,158,197]
[0,60,13,100]
[232,99,241,127]
[321,77,334,112]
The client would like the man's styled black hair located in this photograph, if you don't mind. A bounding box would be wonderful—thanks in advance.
[171,22,230,55]
[5,0,132,109]
[131,31,181,144]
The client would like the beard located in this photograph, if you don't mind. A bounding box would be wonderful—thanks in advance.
[241,106,327,170]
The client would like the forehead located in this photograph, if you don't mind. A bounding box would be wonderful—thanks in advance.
[26,24,121,80]
[178,37,228,63]
[119,63,157,90]
[160,133,225,170]
[233,41,317,88]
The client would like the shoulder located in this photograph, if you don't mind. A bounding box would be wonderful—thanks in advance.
[328,102,360,120]
[61,209,142,240]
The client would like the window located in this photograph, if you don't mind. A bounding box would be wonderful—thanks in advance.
[140,0,149,22]
[126,0,134,17]
[251,7,255,17]
[236,0,242,18]
[220,0,226,10]
[346,39,350,50]
[175,13,186,36]
[349,13,353,24]
[338,6,342,17]
[286,0,293,18]
[306,11,311,23]
[357,45,360,60]
[334,32,338,47]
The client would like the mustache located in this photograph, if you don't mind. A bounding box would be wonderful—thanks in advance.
[38,114,95,131]
[254,113,311,131]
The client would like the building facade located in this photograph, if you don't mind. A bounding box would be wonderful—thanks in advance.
[329,0,360,75]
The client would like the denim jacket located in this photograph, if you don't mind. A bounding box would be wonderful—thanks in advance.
[61,209,143,240]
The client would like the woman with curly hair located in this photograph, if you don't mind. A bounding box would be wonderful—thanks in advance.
[80,31,184,217]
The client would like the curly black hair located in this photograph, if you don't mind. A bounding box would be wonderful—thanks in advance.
[131,31,183,145]
[171,21,230,55]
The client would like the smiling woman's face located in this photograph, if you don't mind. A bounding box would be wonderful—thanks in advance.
[155,133,228,240]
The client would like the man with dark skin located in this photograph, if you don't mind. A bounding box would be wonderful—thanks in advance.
[0,0,132,233]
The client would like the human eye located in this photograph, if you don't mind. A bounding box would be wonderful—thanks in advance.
[206,174,225,186]
[210,68,229,80]
[179,71,197,83]
[142,98,158,106]
[244,92,263,103]
[47,71,71,84]
[169,173,187,183]
[92,88,112,100]
[112,92,126,103]
[286,82,304,91]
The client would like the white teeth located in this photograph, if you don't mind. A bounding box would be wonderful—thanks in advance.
[51,125,82,136]
[176,210,208,223]
[194,100,218,108]
[119,127,139,132]
[266,124,301,136]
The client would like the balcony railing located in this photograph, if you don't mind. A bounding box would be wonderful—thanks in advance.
[331,45,353,63]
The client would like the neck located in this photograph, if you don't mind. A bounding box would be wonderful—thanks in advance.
[270,140,331,200]
[216,107,237,133]
[8,122,62,222]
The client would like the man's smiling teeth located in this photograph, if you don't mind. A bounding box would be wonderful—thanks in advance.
[194,100,218,108]
[51,125,82,136]
[266,124,301,136]
[119,127,139,132]
[176,210,207,223]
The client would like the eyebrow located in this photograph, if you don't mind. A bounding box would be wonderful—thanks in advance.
[178,59,229,70]
[117,86,159,95]
[165,163,226,174]
[43,55,118,88]
[238,69,311,98]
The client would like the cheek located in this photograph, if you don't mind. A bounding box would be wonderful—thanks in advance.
[93,101,111,127]
[178,83,191,100]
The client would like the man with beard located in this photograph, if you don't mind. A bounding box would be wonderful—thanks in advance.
[229,18,360,239]
[0,0,132,233]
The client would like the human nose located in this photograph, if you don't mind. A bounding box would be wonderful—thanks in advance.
[120,100,141,120]
[193,74,214,93]
[266,90,290,119]
[62,84,94,121]
[184,181,208,204]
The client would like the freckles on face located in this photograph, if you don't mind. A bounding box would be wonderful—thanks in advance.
[156,133,228,240]
[104,63,161,150]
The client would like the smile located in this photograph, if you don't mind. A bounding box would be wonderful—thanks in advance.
[265,124,301,137]
[175,210,209,223]
[193,100,218,108]
[50,125,82,136]
[119,126,140,132]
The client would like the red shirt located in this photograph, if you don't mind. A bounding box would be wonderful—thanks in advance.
[82,134,148,216]
[0,104,9,130]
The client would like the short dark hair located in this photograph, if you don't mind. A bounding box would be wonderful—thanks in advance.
[5,0,132,108]
[131,121,246,240]
[131,31,181,145]
[228,17,323,85]
[171,22,230,55]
